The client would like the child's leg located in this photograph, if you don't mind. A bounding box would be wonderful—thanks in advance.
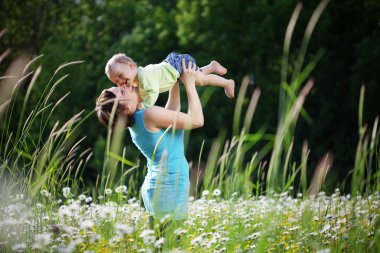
[200,60,227,75]
[195,71,235,98]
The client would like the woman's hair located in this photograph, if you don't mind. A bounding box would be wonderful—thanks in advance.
[105,53,136,77]
[95,90,135,128]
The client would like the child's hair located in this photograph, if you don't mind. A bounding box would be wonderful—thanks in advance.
[95,89,135,128]
[105,53,136,78]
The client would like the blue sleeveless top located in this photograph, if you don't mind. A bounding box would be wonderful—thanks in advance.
[128,109,190,220]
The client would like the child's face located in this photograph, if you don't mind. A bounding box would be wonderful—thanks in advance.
[109,62,138,87]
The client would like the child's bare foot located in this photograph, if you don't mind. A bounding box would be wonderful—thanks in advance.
[224,79,235,98]
[211,60,227,75]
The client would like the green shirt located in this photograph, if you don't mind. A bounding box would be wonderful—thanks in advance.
[137,62,180,108]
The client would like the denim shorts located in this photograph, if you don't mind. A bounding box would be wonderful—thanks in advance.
[164,52,198,75]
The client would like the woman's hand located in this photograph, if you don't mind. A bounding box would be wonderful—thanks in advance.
[181,59,197,87]
[144,58,204,131]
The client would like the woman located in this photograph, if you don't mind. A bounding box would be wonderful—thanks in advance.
[95,60,203,221]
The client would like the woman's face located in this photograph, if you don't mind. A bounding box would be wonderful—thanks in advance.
[107,86,142,114]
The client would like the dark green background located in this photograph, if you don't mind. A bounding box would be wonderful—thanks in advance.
[1,0,379,191]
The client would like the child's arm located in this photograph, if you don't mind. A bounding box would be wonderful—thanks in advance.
[141,88,159,108]
[165,82,180,111]
[144,60,203,130]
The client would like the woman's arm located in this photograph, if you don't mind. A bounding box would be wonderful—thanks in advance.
[144,60,204,131]
[165,82,180,111]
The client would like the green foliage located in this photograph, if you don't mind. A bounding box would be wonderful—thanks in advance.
[0,57,90,198]
[0,0,379,192]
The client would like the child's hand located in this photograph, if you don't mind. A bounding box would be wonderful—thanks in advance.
[181,59,197,87]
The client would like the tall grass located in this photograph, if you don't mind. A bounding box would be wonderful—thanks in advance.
[0,56,91,199]
[196,0,333,198]
[351,85,380,195]
[0,0,379,251]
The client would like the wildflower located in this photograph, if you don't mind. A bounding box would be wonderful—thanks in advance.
[128,197,137,204]
[317,249,331,253]
[68,201,81,212]
[160,214,172,224]
[36,203,44,209]
[105,188,113,195]
[40,190,51,198]
[99,206,114,219]
[109,235,121,246]
[155,237,165,248]
[221,237,229,243]
[244,232,261,241]
[85,197,92,203]
[174,228,187,235]
[58,245,75,253]
[140,229,155,244]
[289,226,300,231]
[114,223,133,235]
[212,189,221,197]
[80,220,94,229]
[91,234,101,243]
[317,191,326,197]
[63,187,71,198]
[131,214,139,221]
[71,238,85,248]
[32,233,52,249]
[202,190,210,198]
[78,194,86,201]
[320,224,331,233]
[190,234,204,246]
[16,194,24,200]
[58,206,72,218]
[11,243,27,252]
[115,185,127,193]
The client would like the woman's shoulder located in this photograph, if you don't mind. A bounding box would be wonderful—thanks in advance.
[143,106,170,120]
[142,106,170,132]
[131,107,160,132]
[143,106,164,122]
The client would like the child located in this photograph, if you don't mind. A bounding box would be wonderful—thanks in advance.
[105,52,235,108]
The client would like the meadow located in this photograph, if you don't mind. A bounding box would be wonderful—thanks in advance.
[1,188,379,252]
[1,61,379,253]
[1,1,379,252]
